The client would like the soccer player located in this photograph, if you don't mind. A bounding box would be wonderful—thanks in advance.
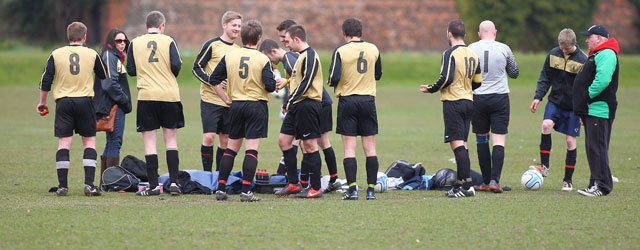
[260,39,341,194]
[529,28,587,191]
[574,25,619,197]
[209,19,276,202]
[273,25,324,199]
[328,18,382,200]
[468,20,519,193]
[37,21,108,196]
[419,19,482,198]
[127,11,184,196]
[192,11,242,172]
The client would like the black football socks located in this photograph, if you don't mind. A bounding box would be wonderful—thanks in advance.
[215,147,225,172]
[242,150,258,193]
[491,145,505,183]
[145,154,159,189]
[540,133,552,168]
[344,157,357,193]
[366,156,379,192]
[83,148,97,187]
[217,149,237,192]
[201,145,213,172]
[166,149,179,184]
[453,146,472,190]
[56,149,70,188]
[323,147,338,183]
[476,134,492,184]
[564,148,577,182]
[283,147,299,184]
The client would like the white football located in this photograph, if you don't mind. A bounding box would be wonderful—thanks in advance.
[521,169,544,190]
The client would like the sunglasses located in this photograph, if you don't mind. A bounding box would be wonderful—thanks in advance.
[115,39,127,44]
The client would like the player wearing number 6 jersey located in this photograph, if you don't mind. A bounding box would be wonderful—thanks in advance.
[208,20,276,202]
[127,11,184,196]
[37,21,108,196]
[468,20,519,193]
[328,18,382,200]
[420,19,482,198]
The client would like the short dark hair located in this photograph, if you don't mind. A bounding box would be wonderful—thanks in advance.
[67,22,87,42]
[146,11,165,29]
[241,19,262,46]
[286,25,307,42]
[259,39,279,54]
[276,19,296,32]
[448,19,465,39]
[342,18,363,37]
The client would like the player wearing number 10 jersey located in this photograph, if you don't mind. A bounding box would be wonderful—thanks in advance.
[420,19,482,198]
[328,18,382,200]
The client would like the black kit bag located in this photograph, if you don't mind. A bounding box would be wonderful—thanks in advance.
[121,155,148,182]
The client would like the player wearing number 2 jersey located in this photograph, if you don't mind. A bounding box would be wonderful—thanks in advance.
[468,20,519,193]
[420,19,482,198]
[37,21,108,197]
[127,11,184,196]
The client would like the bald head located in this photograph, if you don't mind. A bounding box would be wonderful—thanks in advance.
[478,20,497,40]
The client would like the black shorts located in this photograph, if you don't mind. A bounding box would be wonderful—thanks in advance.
[443,100,473,143]
[200,100,230,134]
[228,101,268,140]
[54,97,96,137]
[280,99,321,140]
[336,95,378,136]
[320,104,333,133]
[136,101,185,132]
[472,94,510,134]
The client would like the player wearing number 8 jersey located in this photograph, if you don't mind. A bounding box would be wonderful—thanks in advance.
[127,11,184,196]
[420,19,482,198]
[37,21,108,196]
[328,18,382,200]
[468,20,519,193]
[208,20,276,202]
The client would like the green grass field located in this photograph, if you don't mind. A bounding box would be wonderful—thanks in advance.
[0,50,639,249]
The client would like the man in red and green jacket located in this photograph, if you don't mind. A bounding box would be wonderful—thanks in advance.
[573,25,619,197]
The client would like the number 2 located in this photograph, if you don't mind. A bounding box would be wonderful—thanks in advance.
[147,41,158,63]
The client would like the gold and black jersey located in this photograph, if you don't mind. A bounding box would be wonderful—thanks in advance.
[327,40,382,97]
[286,47,323,109]
[209,48,276,101]
[39,45,107,100]
[426,45,482,101]
[126,33,182,102]
[193,37,240,106]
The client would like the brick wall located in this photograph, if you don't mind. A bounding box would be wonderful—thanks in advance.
[103,0,459,51]
[592,0,639,52]
[102,0,639,52]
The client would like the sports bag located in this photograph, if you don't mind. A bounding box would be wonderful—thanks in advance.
[384,160,426,181]
[101,166,140,192]
[121,155,148,181]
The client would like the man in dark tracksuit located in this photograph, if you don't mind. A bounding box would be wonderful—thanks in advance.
[573,25,619,197]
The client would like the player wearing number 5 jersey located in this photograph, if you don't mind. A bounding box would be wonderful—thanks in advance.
[208,20,276,202]
[420,19,482,198]
[468,20,519,193]
[328,18,382,200]
[127,11,184,196]
[37,21,108,197]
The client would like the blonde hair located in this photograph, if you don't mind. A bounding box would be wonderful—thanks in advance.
[222,11,242,25]
[558,28,576,48]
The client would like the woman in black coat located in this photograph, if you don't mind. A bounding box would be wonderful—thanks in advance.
[93,28,132,178]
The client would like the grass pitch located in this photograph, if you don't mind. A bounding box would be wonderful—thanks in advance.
[0,50,639,249]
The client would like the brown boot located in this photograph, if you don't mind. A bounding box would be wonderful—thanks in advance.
[106,156,120,168]
[99,156,107,185]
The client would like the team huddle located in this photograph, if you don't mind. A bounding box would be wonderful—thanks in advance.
[37,10,619,201]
